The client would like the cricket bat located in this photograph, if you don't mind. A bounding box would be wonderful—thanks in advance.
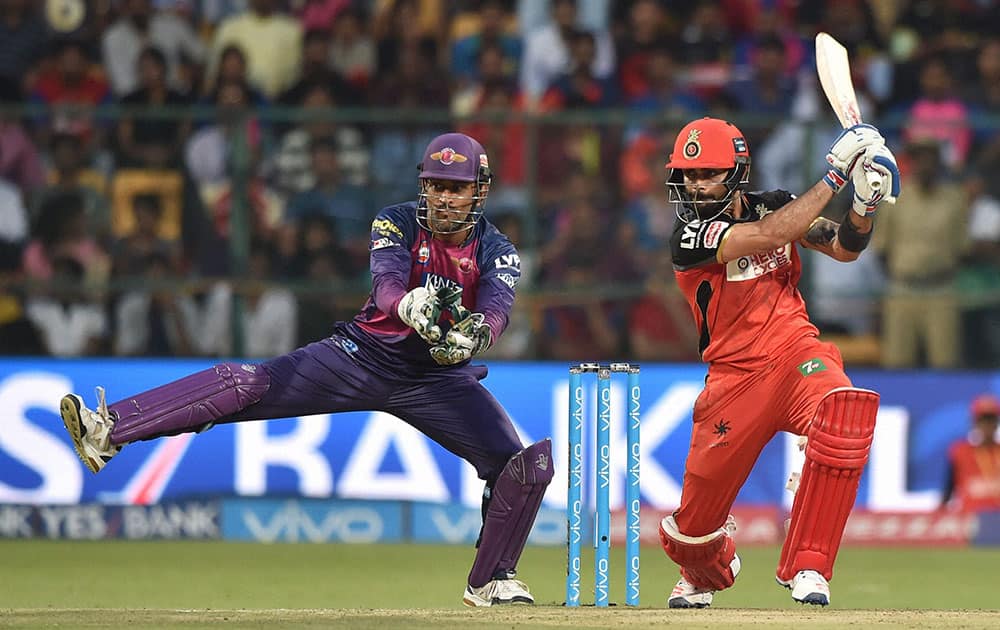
[815,32,882,191]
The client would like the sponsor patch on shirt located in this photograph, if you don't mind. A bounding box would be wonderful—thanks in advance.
[496,273,518,290]
[371,237,395,250]
[798,358,827,376]
[372,218,403,239]
[702,221,727,248]
[726,244,792,281]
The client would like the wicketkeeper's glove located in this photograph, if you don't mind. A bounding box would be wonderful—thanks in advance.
[397,280,444,343]
[823,123,885,194]
[429,311,493,365]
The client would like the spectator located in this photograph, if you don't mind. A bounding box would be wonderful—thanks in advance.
[202,44,267,104]
[285,136,370,271]
[22,190,109,284]
[29,38,113,148]
[24,256,108,356]
[372,0,445,75]
[116,47,192,169]
[0,0,48,92]
[101,0,206,97]
[35,132,110,240]
[278,28,362,108]
[723,34,797,148]
[539,29,618,110]
[0,177,29,247]
[873,139,970,368]
[626,47,704,118]
[615,0,675,102]
[941,394,1000,512]
[450,0,521,85]
[899,55,973,171]
[197,242,298,357]
[294,249,353,346]
[206,0,302,99]
[113,251,199,356]
[0,78,45,193]
[520,0,615,106]
[627,251,700,361]
[185,79,261,186]
[267,82,369,197]
[328,7,376,92]
[111,193,180,277]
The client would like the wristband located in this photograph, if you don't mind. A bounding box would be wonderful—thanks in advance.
[837,215,872,253]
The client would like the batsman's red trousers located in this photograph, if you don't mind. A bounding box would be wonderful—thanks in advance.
[674,338,851,537]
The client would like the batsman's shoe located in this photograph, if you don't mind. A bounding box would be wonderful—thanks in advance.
[778,570,831,606]
[668,552,741,609]
[60,387,120,473]
[668,576,715,608]
[462,579,534,607]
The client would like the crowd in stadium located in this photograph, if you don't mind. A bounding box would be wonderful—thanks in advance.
[0,0,998,366]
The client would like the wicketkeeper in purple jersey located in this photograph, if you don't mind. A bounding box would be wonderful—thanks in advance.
[59,132,553,607]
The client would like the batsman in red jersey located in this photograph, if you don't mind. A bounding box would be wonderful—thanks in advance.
[656,118,901,608]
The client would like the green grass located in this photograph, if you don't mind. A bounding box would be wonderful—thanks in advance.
[1,541,998,628]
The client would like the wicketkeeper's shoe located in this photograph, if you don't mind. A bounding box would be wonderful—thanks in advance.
[462,578,534,607]
[668,576,714,608]
[60,387,120,473]
[778,569,831,606]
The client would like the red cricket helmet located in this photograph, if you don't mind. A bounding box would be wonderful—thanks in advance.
[665,117,751,223]
[971,394,1000,419]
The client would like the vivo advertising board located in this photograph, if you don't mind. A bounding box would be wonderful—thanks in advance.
[1,358,997,512]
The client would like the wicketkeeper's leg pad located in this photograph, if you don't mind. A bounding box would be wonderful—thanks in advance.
[109,362,271,444]
[659,514,741,591]
[777,387,879,583]
[467,438,554,588]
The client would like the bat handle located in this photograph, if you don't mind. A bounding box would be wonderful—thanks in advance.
[861,142,884,191]
[866,169,882,191]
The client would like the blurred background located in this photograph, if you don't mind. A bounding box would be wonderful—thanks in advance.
[0,0,997,367]
[2,0,1000,600]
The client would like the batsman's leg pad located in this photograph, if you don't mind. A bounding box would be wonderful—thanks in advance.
[659,515,740,591]
[777,387,879,583]
[109,362,270,444]
[467,438,554,588]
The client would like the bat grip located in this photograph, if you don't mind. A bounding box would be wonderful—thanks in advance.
[865,169,882,191]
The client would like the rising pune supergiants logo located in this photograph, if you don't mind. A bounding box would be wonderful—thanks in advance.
[429,148,468,165]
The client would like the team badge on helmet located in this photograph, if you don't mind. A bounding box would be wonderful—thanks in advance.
[430,148,468,165]
[683,129,703,160]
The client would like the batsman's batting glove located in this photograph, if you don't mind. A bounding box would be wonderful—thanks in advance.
[397,282,443,343]
[824,123,885,194]
[851,144,900,217]
[429,312,493,365]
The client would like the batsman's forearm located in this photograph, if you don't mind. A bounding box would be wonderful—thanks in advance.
[768,181,836,242]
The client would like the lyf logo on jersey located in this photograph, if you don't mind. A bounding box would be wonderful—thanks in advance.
[493,254,520,270]
[430,148,468,165]
[422,273,462,296]
[679,221,701,249]
[727,244,791,282]
[417,240,430,264]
